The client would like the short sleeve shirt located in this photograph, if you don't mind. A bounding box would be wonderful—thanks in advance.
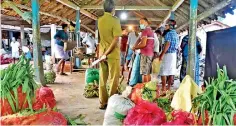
[164,30,179,53]
[140,27,154,56]
[98,12,122,59]
[54,30,68,47]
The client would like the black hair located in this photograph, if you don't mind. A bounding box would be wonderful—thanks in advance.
[103,0,115,13]
[140,17,149,23]
[155,29,162,35]
[62,24,68,29]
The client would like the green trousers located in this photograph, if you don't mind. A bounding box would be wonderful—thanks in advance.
[99,58,120,106]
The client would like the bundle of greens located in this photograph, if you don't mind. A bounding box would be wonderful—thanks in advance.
[156,97,172,113]
[0,55,38,114]
[65,114,88,125]
[193,65,236,125]
[44,71,56,84]
[141,82,157,102]
[84,81,99,98]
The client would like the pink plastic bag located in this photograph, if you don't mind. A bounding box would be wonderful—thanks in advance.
[124,101,166,125]
[33,87,56,110]
[162,110,195,125]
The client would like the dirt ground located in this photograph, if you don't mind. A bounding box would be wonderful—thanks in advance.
[48,71,105,125]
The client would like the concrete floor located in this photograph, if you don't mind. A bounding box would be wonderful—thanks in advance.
[48,72,105,125]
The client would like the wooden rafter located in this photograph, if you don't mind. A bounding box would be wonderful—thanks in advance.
[56,0,98,20]
[177,0,232,31]
[13,3,95,34]
[160,0,185,26]
[80,5,171,10]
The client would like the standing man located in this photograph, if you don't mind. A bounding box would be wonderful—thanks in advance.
[10,37,20,63]
[54,24,69,75]
[159,20,179,92]
[120,30,128,82]
[125,30,139,84]
[132,18,155,82]
[98,0,122,109]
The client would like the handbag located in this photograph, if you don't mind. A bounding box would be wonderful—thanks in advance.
[64,40,76,51]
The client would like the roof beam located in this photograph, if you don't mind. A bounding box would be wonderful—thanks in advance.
[14,3,95,34]
[122,17,162,22]
[160,0,185,26]
[56,0,97,20]
[177,0,232,31]
[80,5,171,10]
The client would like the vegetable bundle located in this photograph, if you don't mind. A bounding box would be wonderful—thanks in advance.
[44,71,56,84]
[141,82,157,102]
[83,83,99,98]
[0,55,38,115]
[193,65,236,125]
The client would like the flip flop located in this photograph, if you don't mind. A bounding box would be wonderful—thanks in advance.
[99,104,107,110]
[59,73,68,76]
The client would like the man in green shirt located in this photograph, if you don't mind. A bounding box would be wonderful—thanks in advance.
[98,0,122,109]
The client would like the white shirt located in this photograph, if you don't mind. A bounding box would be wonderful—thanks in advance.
[82,35,96,54]
[154,33,160,53]
[128,32,139,49]
[10,41,20,53]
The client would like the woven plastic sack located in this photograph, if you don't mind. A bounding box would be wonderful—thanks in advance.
[124,101,166,125]
[64,40,76,51]
[103,94,135,125]
[1,111,67,125]
[129,54,142,86]
[85,68,99,85]
[33,87,56,110]
[152,58,162,74]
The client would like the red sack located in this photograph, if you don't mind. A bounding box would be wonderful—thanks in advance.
[0,86,29,116]
[1,111,67,125]
[162,110,195,125]
[33,87,56,110]
[124,101,166,125]
[130,83,145,104]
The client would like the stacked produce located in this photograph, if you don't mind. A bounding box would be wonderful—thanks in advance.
[0,55,38,116]
[193,65,236,125]
[130,82,159,104]
[83,68,99,98]
[44,71,56,84]
[162,110,195,125]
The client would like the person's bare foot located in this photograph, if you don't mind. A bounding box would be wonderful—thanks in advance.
[59,72,68,76]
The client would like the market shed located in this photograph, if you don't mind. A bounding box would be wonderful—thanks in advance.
[2,0,236,32]
[1,0,236,84]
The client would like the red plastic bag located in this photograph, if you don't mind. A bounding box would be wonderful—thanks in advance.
[33,87,56,110]
[130,83,145,104]
[162,110,195,125]
[124,101,166,125]
[1,111,67,125]
[0,86,29,116]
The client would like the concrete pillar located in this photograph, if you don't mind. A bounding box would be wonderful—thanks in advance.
[187,0,198,80]
[31,0,45,85]
[50,24,56,63]
[20,25,25,46]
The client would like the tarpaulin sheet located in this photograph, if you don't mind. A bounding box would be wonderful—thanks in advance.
[204,27,236,80]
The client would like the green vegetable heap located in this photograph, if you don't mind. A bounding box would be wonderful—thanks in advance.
[141,82,157,102]
[0,55,38,113]
[193,65,236,125]
[84,83,99,98]
[44,71,56,84]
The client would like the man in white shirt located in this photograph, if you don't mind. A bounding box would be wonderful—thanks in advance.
[82,33,97,66]
[10,37,20,63]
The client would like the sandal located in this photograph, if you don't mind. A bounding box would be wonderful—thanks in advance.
[99,104,107,110]
[59,73,68,76]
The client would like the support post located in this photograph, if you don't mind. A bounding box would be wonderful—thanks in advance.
[20,25,25,46]
[31,0,45,85]
[50,24,56,63]
[187,0,198,80]
[75,9,81,68]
